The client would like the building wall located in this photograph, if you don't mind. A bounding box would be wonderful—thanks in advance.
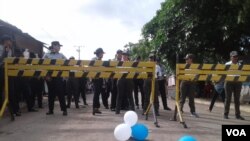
[0,19,44,57]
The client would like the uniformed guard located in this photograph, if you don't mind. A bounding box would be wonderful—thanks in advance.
[43,41,68,116]
[156,58,171,111]
[115,50,135,114]
[224,51,244,120]
[30,76,44,109]
[30,54,44,109]
[0,36,6,108]
[133,56,145,109]
[110,49,122,111]
[15,68,37,113]
[0,35,17,119]
[92,48,108,115]
[143,54,160,116]
[180,54,199,118]
[79,77,88,106]
[66,56,80,108]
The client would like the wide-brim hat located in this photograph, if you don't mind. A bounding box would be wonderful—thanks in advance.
[184,53,194,59]
[94,48,105,54]
[51,41,62,47]
[230,51,238,57]
[116,49,123,54]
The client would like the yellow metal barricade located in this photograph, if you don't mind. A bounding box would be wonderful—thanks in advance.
[173,63,250,128]
[0,58,158,126]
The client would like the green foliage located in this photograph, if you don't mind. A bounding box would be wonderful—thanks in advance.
[129,0,250,73]
[124,39,154,61]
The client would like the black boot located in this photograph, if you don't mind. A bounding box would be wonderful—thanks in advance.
[93,108,102,115]
[63,111,68,116]
[164,106,172,111]
[76,104,79,109]
[46,111,54,115]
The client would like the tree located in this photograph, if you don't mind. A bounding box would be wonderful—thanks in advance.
[124,39,153,61]
[139,0,250,72]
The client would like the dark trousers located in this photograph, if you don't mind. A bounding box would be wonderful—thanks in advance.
[209,86,225,111]
[158,79,168,109]
[180,81,196,113]
[133,79,144,108]
[105,79,111,107]
[15,77,34,111]
[9,77,20,114]
[46,78,67,112]
[143,79,159,113]
[224,81,242,116]
[110,79,117,109]
[93,78,108,109]
[116,79,134,113]
[79,78,87,104]
[30,77,44,108]
[67,77,79,107]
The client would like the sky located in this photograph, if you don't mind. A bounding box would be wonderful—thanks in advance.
[0,0,164,60]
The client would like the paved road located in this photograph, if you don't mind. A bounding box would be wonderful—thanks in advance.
[0,94,249,141]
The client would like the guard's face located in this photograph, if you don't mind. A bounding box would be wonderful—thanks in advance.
[185,58,192,64]
[53,45,61,52]
[231,55,238,64]
[149,57,154,62]
[97,52,104,59]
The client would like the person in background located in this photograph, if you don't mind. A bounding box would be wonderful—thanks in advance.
[208,81,225,112]
[43,41,67,116]
[143,54,160,116]
[223,51,244,120]
[156,58,171,111]
[133,56,144,109]
[203,81,213,98]
[179,54,199,118]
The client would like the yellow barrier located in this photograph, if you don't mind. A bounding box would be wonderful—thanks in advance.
[0,58,158,126]
[173,63,250,128]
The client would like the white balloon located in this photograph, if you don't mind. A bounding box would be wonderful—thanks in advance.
[124,111,138,127]
[114,123,132,141]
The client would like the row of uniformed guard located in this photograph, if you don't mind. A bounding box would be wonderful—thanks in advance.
[90,47,171,116]
[179,52,245,120]
[1,36,171,118]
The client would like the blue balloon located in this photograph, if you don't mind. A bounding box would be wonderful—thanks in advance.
[131,123,149,140]
[178,135,197,141]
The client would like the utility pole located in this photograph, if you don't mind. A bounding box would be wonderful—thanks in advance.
[75,45,84,60]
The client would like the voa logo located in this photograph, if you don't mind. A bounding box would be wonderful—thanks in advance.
[226,129,246,136]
